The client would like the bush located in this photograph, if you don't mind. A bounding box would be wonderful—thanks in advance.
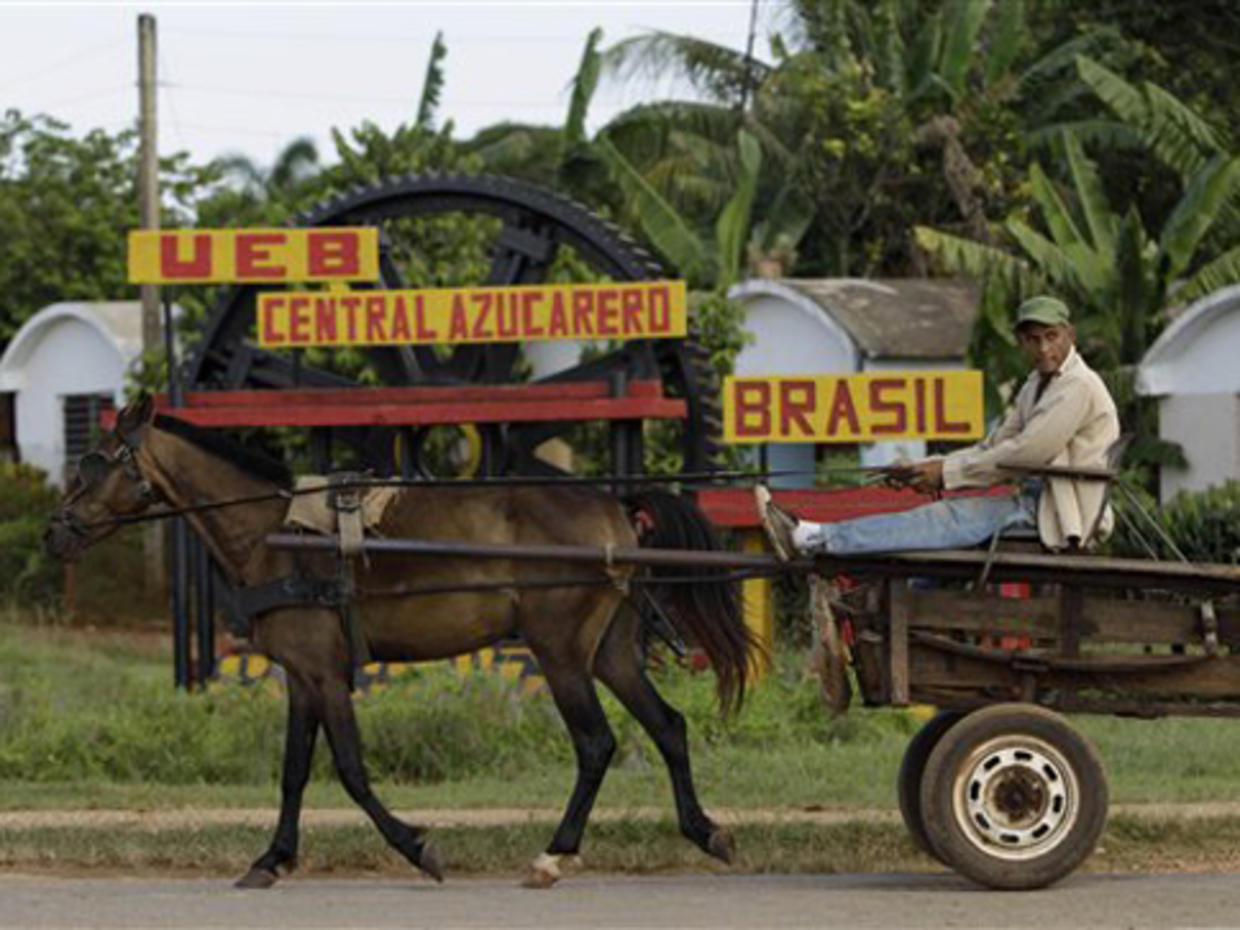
[0,464,61,606]
[1109,479,1240,564]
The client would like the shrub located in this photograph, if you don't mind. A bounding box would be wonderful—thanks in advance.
[0,463,61,605]
[1109,479,1240,564]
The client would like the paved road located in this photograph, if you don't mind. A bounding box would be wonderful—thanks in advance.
[2,872,1238,929]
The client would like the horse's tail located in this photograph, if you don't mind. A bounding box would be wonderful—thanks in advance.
[624,489,763,716]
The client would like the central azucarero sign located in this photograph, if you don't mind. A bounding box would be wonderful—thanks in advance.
[255,280,687,347]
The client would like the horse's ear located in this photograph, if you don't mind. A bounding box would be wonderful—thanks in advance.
[116,391,156,447]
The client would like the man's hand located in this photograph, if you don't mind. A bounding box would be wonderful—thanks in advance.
[878,460,943,494]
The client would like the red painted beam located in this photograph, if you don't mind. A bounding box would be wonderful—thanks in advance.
[141,396,686,427]
[155,379,664,409]
[699,486,1014,528]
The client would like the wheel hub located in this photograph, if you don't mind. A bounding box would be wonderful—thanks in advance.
[954,737,1078,860]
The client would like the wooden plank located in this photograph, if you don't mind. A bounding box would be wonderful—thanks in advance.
[152,396,686,427]
[908,645,1240,699]
[889,582,910,706]
[899,587,1240,647]
[811,549,1240,594]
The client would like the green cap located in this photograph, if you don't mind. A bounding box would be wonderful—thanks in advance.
[1015,295,1071,329]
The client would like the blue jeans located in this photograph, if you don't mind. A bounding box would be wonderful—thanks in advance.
[796,488,1038,555]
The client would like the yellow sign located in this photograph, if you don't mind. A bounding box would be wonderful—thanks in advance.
[127,228,379,283]
[256,280,687,347]
[723,371,984,443]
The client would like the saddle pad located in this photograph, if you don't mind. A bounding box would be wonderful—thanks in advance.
[284,476,401,536]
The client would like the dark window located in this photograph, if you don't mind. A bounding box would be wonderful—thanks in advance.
[0,392,14,463]
[62,392,114,481]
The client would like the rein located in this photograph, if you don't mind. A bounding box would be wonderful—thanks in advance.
[74,466,894,531]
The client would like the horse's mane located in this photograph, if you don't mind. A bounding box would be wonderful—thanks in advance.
[153,414,293,488]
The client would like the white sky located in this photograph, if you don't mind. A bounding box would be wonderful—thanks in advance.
[0,1,773,169]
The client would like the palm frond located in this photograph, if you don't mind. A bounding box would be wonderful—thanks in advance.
[1159,156,1240,281]
[1004,218,1090,294]
[598,31,770,105]
[1026,119,1141,153]
[565,28,602,147]
[595,135,709,283]
[714,130,763,289]
[1062,131,1117,255]
[938,0,988,100]
[984,0,1025,87]
[914,225,1037,292]
[1028,162,1085,250]
[1177,243,1240,303]
[415,32,448,131]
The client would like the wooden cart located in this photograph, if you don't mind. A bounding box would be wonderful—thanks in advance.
[805,547,1240,890]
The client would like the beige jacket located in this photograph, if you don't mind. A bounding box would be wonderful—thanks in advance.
[941,348,1120,550]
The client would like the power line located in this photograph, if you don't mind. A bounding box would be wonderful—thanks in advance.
[0,38,123,94]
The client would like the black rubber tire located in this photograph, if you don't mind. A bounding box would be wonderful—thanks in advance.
[897,709,966,860]
[919,703,1108,890]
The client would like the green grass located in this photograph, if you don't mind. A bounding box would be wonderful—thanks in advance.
[5,616,1240,815]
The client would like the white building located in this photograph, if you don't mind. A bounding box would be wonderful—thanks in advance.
[0,302,144,483]
[727,277,978,484]
[1137,284,1240,500]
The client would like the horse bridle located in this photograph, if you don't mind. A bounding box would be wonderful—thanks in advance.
[52,433,160,537]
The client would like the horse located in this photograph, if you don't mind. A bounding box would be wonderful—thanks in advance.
[44,394,759,889]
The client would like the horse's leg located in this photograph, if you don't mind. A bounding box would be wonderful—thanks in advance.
[593,609,735,864]
[524,657,617,889]
[236,676,320,889]
[318,678,444,882]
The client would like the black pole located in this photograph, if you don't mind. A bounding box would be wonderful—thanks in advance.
[195,536,215,685]
[163,295,190,689]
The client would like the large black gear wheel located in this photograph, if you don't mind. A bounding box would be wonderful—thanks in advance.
[186,174,726,478]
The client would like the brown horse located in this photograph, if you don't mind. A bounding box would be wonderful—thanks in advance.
[45,394,758,888]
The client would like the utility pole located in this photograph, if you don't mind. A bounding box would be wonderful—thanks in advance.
[137,13,164,595]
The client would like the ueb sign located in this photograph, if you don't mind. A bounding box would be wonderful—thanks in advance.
[724,372,984,443]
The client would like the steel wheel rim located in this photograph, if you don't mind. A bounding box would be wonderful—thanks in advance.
[950,733,1079,862]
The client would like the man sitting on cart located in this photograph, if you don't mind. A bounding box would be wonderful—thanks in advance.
[756,295,1121,559]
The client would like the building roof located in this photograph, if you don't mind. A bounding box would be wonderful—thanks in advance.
[0,301,144,377]
[731,278,979,359]
[1137,283,1240,395]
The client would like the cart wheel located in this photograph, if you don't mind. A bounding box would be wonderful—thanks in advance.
[897,709,966,860]
[919,703,1108,890]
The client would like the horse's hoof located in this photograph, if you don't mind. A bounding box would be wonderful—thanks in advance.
[521,852,561,889]
[418,841,444,883]
[234,867,279,890]
[707,828,735,864]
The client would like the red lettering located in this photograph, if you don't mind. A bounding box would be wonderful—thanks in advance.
[471,293,492,338]
[235,232,285,279]
[572,290,594,336]
[414,295,437,339]
[260,296,285,345]
[934,378,971,433]
[390,296,411,341]
[596,288,618,336]
[914,378,927,433]
[365,295,387,342]
[496,293,519,338]
[522,291,544,337]
[548,292,568,336]
[779,380,816,438]
[342,296,361,342]
[734,382,771,438]
[288,296,310,344]
[160,233,212,278]
[648,286,670,333]
[449,294,469,340]
[869,379,907,435]
[621,288,644,335]
[306,231,361,277]
[314,296,337,343]
[825,381,861,436]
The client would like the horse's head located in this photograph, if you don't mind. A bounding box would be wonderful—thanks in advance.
[45,393,163,561]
